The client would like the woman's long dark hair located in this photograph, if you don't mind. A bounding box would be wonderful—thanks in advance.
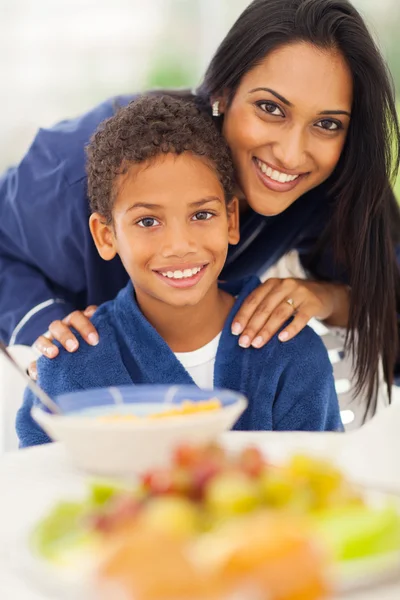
[195,0,400,409]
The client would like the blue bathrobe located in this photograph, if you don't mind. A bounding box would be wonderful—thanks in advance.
[16,277,342,447]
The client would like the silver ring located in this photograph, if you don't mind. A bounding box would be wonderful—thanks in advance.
[285,298,296,311]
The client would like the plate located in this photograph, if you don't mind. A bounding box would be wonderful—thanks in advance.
[17,486,400,598]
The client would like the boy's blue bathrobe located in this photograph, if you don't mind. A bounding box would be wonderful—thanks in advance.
[17,277,343,447]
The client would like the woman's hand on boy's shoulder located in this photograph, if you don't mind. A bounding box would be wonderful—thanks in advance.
[28,305,98,380]
[231,278,349,349]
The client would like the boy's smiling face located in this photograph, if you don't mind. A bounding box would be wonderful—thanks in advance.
[90,153,239,310]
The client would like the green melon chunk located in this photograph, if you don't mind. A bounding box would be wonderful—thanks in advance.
[31,501,91,561]
[312,504,400,562]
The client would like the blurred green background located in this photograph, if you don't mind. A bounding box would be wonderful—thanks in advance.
[1,0,399,195]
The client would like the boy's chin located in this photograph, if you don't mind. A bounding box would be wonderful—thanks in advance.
[162,292,206,308]
[157,286,210,308]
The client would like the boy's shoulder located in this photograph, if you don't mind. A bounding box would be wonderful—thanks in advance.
[37,300,120,393]
[226,276,330,368]
[260,321,331,369]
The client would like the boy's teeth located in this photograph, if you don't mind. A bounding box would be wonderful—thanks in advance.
[160,266,203,279]
[256,159,299,183]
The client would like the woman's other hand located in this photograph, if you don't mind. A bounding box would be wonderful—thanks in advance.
[231,278,349,349]
[28,305,98,379]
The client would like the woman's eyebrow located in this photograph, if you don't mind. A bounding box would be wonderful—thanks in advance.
[249,87,351,117]
[249,87,293,107]
[318,109,351,117]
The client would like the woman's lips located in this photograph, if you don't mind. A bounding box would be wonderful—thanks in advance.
[153,264,208,289]
[252,157,308,192]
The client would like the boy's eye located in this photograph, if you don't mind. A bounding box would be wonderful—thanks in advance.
[256,101,284,117]
[315,119,342,131]
[137,217,160,228]
[192,211,213,221]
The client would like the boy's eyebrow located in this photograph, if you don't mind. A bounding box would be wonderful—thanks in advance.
[126,202,162,213]
[189,196,223,207]
[249,87,351,117]
[126,196,223,213]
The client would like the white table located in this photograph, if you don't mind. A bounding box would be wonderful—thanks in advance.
[1,405,400,599]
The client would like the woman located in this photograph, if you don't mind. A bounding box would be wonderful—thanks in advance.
[1,0,399,412]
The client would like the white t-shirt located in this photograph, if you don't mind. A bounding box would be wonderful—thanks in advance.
[174,333,221,389]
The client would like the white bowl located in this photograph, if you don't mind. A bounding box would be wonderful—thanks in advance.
[32,385,247,476]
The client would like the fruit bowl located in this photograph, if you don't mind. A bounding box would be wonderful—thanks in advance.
[31,385,247,476]
[26,443,400,600]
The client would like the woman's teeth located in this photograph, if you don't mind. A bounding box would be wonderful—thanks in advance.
[256,159,299,183]
[159,266,203,279]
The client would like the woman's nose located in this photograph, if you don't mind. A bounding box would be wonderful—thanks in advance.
[272,127,308,172]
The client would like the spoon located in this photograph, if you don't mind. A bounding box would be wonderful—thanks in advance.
[0,341,62,415]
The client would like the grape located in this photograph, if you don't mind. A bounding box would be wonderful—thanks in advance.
[139,496,201,537]
[205,471,261,517]
[287,455,347,510]
[259,471,296,508]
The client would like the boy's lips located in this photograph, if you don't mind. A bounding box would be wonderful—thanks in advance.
[153,263,209,289]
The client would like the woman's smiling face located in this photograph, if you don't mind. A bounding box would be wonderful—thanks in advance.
[221,42,353,216]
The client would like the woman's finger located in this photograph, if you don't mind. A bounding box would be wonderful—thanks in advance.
[34,335,60,358]
[240,298,298,348]
[28,361,38,381]
[278,310,312,342]
[48,320,79,352]
[236,279,301,346]
[231,279,281,335]
[66,310,99,346]
[83,305,98,318]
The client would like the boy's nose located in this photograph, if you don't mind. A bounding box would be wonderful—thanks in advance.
[160,225,198,258]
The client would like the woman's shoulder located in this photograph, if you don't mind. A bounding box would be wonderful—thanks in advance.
[30,95,136,186]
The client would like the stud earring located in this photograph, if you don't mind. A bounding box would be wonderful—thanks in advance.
[212,101,220,117]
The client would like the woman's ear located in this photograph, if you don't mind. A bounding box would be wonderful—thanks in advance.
[227,197,240,246]
[89,213,117,261]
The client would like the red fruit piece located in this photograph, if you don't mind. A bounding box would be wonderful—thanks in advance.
[201,443,227,465]
[89,512,113,533]
[171,468,193,496]
[89,496,141,533]
[191,460,222,500]
[237,446,266,478]
[111,495,141,520]
[173,444,204,468]
[141,469,175,496]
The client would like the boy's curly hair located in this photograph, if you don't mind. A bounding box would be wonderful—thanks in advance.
[86,95,235,222]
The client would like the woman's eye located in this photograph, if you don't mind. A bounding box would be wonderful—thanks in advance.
[192,211,213,221]
[257,101,284,117]
[315,119,341,131]
[137,217,160,228]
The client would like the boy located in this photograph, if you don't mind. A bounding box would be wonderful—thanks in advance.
[17,96,342,446]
